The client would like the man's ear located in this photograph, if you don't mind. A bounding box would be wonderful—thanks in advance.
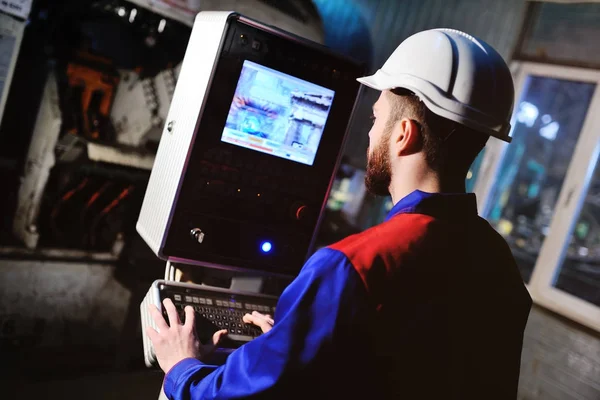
[392,118,421,157]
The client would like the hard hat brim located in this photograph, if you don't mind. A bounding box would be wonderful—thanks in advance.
[356,72,390,91]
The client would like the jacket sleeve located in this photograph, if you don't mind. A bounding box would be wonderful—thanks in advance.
[163,247,366,400]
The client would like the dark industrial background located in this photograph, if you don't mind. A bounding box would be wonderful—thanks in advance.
[0,1,599,399]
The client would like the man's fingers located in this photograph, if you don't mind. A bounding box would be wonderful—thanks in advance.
[252,311,274,325]
[183,306,195,331]
[146,325,160,342]
[243,312,272,332]
[199,329,228,358]
[242,313,259,325]
[212,329,228,346]
[148,303,169,332]
[262,313,275,325]
[242,313,253,324]
[163,298,180,326]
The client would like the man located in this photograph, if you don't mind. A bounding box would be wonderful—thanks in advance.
[148,28,532,399]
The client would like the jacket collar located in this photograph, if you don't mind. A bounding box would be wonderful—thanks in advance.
[385,190,478,222]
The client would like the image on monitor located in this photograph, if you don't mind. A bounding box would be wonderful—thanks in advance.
[221,60,335,166]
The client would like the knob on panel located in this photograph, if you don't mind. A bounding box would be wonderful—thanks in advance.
[290,201,309,221]
[295,205,308,220]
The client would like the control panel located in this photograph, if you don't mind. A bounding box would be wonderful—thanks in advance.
[137,12,365,277]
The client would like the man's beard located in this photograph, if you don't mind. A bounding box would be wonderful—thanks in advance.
[365,137,392,196]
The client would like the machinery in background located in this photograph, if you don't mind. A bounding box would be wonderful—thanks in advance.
[10,0,189,253]
[0,12,25,130]
[64,57,120,142]
[11,69,161,252]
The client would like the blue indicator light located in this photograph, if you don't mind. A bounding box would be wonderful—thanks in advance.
[261,241,272,253]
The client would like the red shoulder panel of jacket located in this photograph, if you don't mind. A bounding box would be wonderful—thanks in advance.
[328,213,436,298]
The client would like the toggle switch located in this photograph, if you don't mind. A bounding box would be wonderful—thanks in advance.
[190,228,205,243]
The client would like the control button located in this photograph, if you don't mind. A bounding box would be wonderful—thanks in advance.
[199,298,206,304]
[190,228,205,243]
[260,241,273,253]
[239,34,248,45]
[216,300,223,306]
[206,299,213,305]
[185,296,193,303]
[252,40,261,50]
[192,297,199,304]
[173,294,181,301]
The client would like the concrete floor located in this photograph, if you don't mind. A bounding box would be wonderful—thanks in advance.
[6,370,164,400]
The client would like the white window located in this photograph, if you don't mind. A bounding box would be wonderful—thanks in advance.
[473,62,600,332]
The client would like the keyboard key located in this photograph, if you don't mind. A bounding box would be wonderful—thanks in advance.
[216,300,223,306]
[174,294,182,301]
[192,297,199,303]
[185,296,193,303]
[199,298,206,304]
[206,299,213,305]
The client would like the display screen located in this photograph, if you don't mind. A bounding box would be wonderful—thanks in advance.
[221,60,335,166]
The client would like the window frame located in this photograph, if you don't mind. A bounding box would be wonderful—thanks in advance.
[473,61,600,332]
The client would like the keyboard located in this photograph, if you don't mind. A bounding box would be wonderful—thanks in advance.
[140,279,278,367]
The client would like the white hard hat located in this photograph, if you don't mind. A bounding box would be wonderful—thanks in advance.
[357,28,514,142]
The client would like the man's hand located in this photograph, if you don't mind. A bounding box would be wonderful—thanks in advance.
[146,298,228,373]
[242,311,274,333]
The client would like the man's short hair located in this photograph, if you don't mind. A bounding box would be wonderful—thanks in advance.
[386,88,489,177]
